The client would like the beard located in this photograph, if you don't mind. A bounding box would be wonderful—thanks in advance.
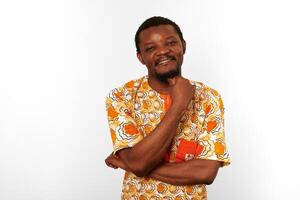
[156,66,181,83]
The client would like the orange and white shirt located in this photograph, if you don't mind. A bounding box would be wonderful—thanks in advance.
[106,76,230,199]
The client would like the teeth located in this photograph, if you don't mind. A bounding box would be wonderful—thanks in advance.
[158,59,171,65]
[159,60,169,64]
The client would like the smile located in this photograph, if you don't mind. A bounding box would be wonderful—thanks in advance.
[155,57,176,66]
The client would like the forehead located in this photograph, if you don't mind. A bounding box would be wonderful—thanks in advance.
[139,25,179,44]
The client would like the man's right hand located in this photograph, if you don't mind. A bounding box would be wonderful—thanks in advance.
[168,76,195,112]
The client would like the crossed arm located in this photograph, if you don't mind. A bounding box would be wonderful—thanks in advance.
[105,77,221,185]
[106,153,221,185]
[111,102,184,177]
[105,98,221,185]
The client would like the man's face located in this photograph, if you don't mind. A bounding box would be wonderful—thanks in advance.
[137,25,186,82]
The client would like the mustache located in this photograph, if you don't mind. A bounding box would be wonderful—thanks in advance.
[155,55,176,66]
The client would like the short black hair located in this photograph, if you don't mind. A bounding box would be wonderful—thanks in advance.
[135,16,184,53]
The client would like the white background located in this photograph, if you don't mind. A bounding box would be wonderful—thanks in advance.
[1,0,300,199]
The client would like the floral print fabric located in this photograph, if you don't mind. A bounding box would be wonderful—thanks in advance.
[106,76,230,199]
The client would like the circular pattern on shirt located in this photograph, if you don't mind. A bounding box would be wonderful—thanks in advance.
[148,90,156,98]
[162,197,173,200]
[153,100,161,110]
[149,195,160,200]
[137,91,146,98]
[185,186,195,195]
[125,94,132,101]
[156,183,167,194]
[134,102,141,110]
[146,184,155,193]
[141,113,149,122]
[149,112,159,122]
[174,195,185,200]
[124,182,138,194]
[142,100,152,110]
[168,185,179,194]
[138,195,147,200]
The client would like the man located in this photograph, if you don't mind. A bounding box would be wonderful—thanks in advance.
[105,16,230,199]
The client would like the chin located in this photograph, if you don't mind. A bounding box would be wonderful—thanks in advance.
[156,68,180,82]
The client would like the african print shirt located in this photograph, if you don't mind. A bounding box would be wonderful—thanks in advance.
[106,76,230,200]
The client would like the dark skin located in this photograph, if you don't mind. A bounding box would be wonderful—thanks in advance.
[105,25,221,185]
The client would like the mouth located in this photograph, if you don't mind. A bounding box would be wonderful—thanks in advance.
[155,56,176,67]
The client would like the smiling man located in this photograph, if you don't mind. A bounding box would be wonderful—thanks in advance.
[105,16,230,199]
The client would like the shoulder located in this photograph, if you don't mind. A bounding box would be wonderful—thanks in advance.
[106,76,146,102]
[190,80,222,98]
[190,80,224,111]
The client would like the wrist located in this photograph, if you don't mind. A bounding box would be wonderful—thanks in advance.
[168,104,186,120]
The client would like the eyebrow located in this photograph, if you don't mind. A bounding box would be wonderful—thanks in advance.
[165,36,177,40]
[143,42,154,46]
[142,36,178,46]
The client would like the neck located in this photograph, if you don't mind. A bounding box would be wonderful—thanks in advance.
[147,74,180,94]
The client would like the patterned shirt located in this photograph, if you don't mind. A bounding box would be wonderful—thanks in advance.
[106,76,230,199]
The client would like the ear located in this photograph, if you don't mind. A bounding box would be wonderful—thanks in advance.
[137,52,145,65]
[182,40,186,54]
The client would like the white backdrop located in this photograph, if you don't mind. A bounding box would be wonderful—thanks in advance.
[1,0,300,199]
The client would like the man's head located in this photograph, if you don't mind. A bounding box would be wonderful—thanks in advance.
[135,17,185,53]
[135,16,186,82]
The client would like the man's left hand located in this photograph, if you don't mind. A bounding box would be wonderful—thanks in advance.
[105,153,130,171]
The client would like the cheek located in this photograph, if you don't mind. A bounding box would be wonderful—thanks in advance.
[144,55,155,65]
[176,49,184,58]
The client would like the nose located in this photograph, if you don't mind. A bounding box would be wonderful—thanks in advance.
[156,45,170,56]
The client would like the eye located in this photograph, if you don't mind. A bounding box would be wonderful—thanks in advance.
[145,46,154,52]
[167,40,177,46]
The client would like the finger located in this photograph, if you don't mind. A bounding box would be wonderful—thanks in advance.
[108,164,118,169]
[110,164,118,169]
[105,160,111,167]
[106,160,118,169]
[105,158,115,166]
[113,153,119,158]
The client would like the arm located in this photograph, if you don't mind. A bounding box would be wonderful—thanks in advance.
[117,103,183,176]
[105,155,220,185]
[148,159,221,185]
[117,77,195,177]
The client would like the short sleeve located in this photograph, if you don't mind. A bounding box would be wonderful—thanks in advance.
[106,88,143,154]
[195,88,230,167]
